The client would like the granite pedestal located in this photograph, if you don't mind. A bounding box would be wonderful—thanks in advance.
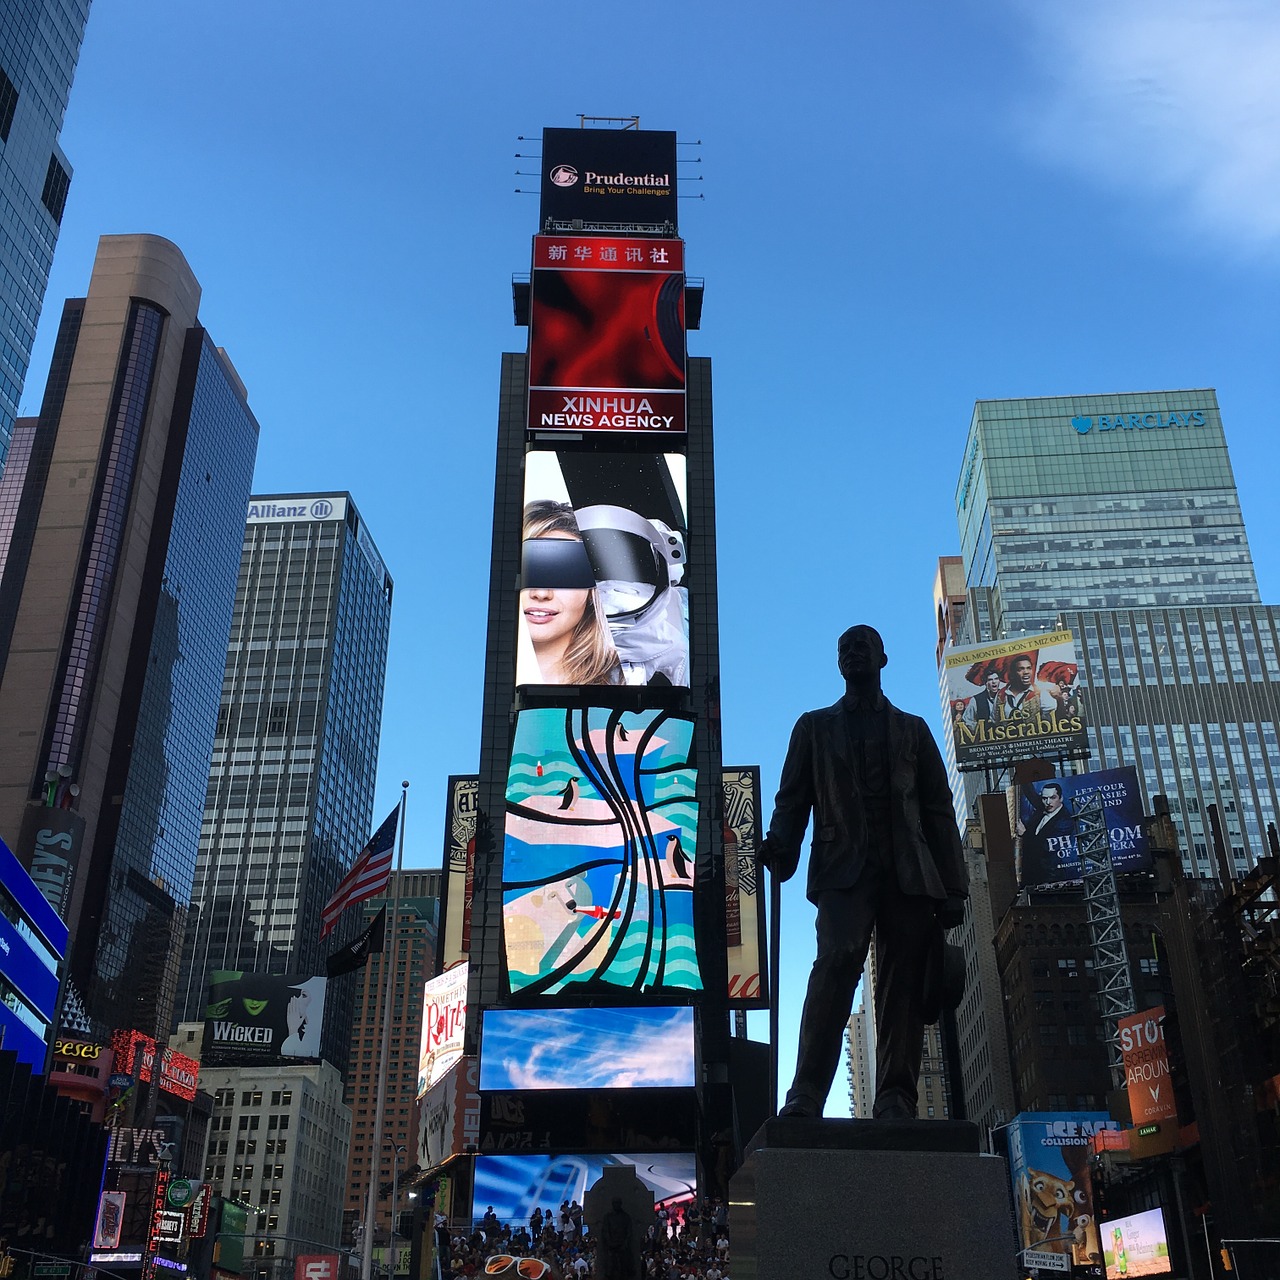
[729,1119,1018,1280]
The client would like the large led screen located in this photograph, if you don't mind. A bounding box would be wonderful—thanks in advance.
[472,1153,696,1223]
[1104,1209,1171,1278]
[478,1089,697,1154]
[944,630,1088,771]
[479,1007,696,1091]
[503,706,701,998]
[1118,1006,1175,1126]
[539,127,678,228]
[528,236,685,436]
[203,972,326,1064]
[418,962,468,1097]
[1007,767,1149,889]
[723,767,766,1008]
[1007,1112,1120,1270]
[518,451,688,688]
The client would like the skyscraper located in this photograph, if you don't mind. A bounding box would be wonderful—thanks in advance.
[0,233,258,1040]
[951,389,1278,873]
[0,0,92,466]
[942,388,1280,1133]
[342,870,438,1243]
[177,493,392,1068]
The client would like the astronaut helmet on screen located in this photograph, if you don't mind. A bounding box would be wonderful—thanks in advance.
[575,503,688,687]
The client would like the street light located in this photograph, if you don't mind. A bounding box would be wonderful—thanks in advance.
[386,1145,406,1280]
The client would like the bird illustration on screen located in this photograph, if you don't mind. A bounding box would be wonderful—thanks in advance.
[665,833,691,879]
[558,777,580,810]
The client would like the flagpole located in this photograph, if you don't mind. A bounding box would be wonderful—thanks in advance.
[361,781,409,1280]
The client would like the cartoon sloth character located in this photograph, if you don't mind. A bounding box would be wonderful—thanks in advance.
[1061,1140,1101,1264]
[1019,1169,1076,1252]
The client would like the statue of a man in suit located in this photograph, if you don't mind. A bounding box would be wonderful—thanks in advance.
[760,625,968,1119]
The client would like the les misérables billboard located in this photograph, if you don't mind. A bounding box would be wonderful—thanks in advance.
[944,630,1088,771]
[528,235,686,436]
[539,127,677,228]
[203,971,326,1064]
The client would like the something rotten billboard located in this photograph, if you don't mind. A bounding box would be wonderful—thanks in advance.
[203,972,326,1064]
[528,236,685,436]
[944,630,1087,771]
[1007,766,1149,889]
[503,705,701,999]
[539,127,677,228]
[518,450,688,688]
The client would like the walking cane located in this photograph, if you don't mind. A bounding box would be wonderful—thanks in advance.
[768,865,781,1116]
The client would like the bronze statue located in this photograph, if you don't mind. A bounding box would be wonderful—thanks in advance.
[597,1198,635,1280]
[760,625,968,1119]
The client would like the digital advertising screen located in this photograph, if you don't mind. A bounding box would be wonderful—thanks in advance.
[479,1006,696,1091]
[438,775,478,973]
[1104,1208,1172,1278]
[203,972,326,1064]
[418,962,468,1097]
[518,450,688,689]
[723,767,766,1008]
[1118,1006,1175,1126]
[539,127,678,228]
[472,1152,696,1223]
[503,705,701,998]
[417,1055,479,1173]
[944,630,1088,771]
[477,1088,697,1153]
[528,236,685,436]
[1007,1112,1119,1269]
[1007,766,1149,889]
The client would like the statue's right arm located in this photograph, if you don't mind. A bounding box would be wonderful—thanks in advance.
[761,714,813,882]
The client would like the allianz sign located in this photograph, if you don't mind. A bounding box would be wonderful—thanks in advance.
[1071,410,1206,435]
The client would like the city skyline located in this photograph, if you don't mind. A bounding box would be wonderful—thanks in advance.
[9,3,1280,1119]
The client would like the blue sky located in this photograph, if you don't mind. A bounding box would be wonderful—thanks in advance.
[25,1,1280,1118]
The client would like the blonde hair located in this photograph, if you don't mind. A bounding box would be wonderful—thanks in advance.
[523,500,621,686]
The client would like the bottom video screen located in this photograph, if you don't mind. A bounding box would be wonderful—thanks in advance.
[472,1153,697,1221]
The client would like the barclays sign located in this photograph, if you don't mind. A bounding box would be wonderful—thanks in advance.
[1071,410,1206,435]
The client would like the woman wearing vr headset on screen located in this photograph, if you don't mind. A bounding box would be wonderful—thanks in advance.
[521,499,688,687]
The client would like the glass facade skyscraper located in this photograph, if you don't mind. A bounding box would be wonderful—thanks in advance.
[942,388,1280,1138]
[950,389,1277,872]
[0,235,258,1042]
[177,494,392,1069]
[0,0,92,466]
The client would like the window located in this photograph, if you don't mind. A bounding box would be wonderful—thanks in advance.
[1139,957,1160,975]
[1067,1026,1087,1047]
[0,68,17,143]
[1058,958,1079,979]
[1038,1025,1059,1046]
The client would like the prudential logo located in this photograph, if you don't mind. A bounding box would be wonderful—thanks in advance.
[549,164,579,188]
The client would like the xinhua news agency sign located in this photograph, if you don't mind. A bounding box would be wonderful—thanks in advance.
[1069,409,1206,435]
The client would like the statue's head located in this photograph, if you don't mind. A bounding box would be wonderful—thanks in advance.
[838,625,887,682]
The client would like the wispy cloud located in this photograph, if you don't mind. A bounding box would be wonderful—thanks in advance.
[483,1007,695,1091]
[1015,1,1280,250]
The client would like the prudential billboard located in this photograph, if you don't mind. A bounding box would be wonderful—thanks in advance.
[540,127,678,228]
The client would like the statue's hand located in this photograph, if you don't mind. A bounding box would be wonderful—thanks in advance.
[758,835,782,874]
[936,895,966,930]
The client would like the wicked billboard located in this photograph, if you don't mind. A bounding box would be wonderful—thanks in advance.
[203,971,326,1064]
[944,630,1087,770]
[539,127,677,228]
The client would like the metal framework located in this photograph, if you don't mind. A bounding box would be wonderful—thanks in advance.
[1075,788,1136,1084]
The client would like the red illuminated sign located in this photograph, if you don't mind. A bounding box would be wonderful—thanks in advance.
[295,1256,340,1280]
[159,1047,199,1101]
[533,236,684,272]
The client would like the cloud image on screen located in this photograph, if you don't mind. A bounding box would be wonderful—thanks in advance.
[473,1153,697,1223]
[480,1006,696,1091]
[503,706,700,997]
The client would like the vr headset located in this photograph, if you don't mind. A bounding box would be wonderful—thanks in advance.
[522,504,685,620]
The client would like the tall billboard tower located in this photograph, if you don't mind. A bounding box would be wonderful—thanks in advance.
[434,120,766,1221]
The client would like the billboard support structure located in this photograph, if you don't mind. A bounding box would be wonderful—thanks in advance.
[361,783,408,1280]
[1076,789,1135,1086]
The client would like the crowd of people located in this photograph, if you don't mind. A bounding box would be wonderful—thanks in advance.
[436,1198,731,1280]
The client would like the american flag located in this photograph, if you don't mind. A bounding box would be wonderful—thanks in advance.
[320,805,399,938]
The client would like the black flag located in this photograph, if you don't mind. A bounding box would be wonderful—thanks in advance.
[326,906,386,977]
